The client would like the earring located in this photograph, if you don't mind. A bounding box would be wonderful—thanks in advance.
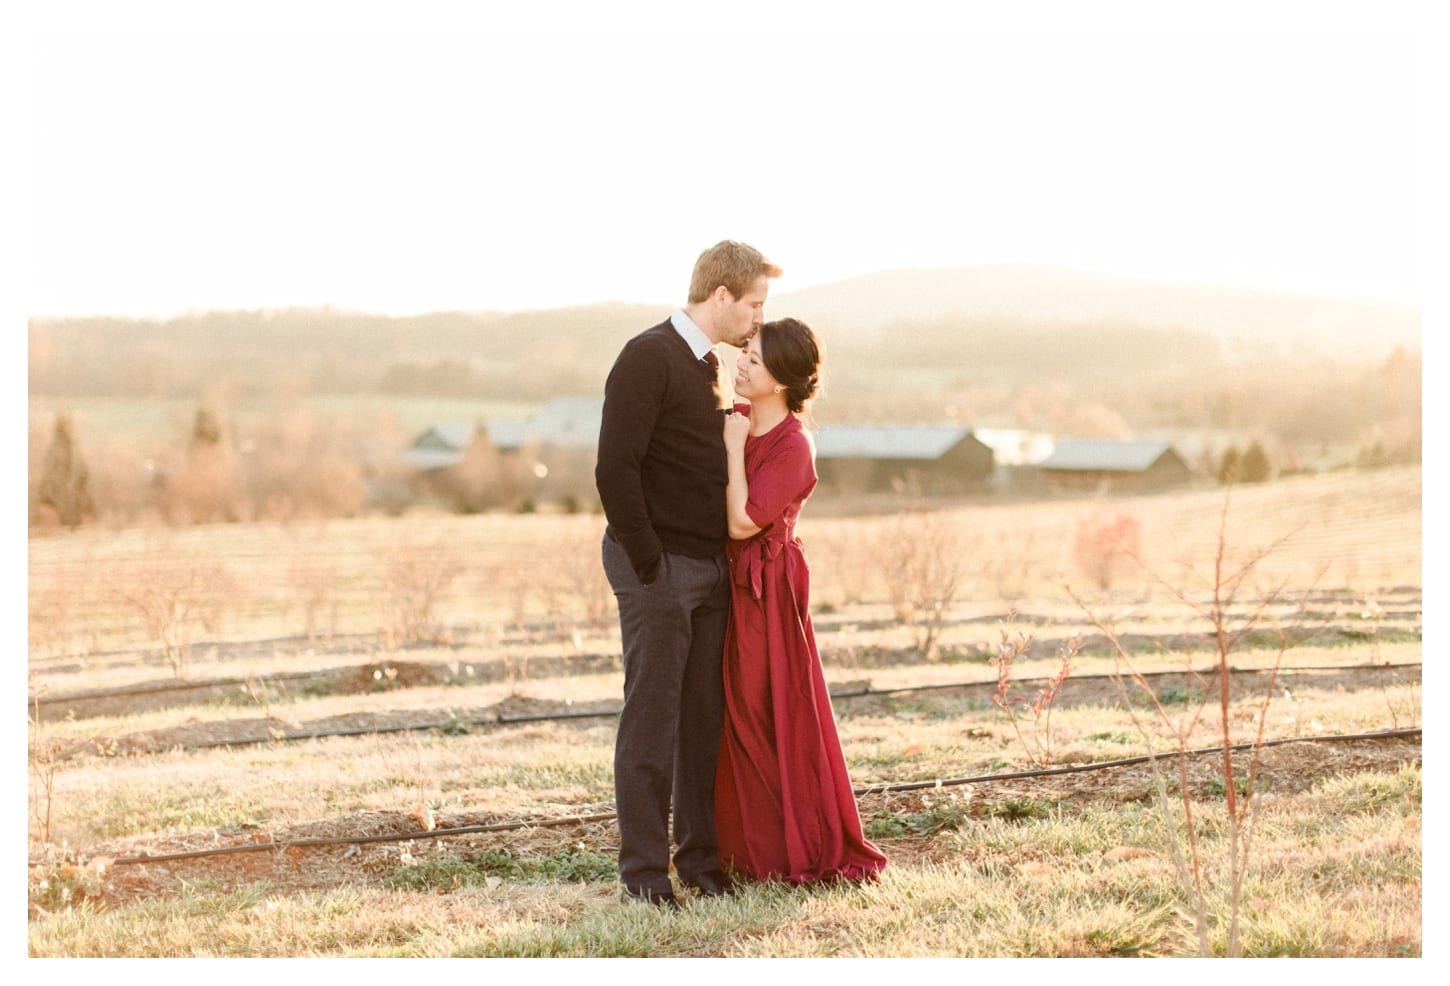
[774,386,783,394]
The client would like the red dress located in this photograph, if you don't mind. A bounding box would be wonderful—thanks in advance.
[714,408,888,884]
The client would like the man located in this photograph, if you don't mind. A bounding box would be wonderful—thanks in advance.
[596,240,782,908]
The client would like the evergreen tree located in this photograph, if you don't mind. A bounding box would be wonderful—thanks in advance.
[190,405,225,448]
[1240,441,1274,483]
[36,411,95,527]
[1217,446,1242,484]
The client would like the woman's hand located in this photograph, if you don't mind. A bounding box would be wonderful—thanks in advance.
[723,409,751,456]
[723,410,759,540]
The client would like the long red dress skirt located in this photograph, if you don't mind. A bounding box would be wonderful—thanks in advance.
[714,415,887,885]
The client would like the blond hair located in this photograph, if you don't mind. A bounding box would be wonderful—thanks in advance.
[687,240,783,304]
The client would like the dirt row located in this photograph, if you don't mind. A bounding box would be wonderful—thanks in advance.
[41,731,1422,914]
[47,659,1423,759]
[31,585,1423,722]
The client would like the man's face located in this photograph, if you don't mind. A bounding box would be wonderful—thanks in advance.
[718,275,769,349]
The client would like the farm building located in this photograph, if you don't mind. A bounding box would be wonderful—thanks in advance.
[401,397,605,511]
[402,422,481,471]
[1034,438,1193,493]
[405,397,602,469]
[487,396,602,452]
[812,424,995,495]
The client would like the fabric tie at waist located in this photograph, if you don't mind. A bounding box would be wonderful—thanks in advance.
[734,536,795,599]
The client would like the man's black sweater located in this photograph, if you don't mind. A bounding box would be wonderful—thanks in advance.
[595,320,728,582]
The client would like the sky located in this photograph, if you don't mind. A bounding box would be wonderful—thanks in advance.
[19,3,1435,321]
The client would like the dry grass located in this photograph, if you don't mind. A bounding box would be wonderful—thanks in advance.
[26,466,1422,957]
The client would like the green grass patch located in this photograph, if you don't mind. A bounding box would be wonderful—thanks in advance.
[88,791,269,839]
[474,760,612,790]
[385,846,617,893]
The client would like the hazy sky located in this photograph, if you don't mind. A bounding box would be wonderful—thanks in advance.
[24,5,1430,319]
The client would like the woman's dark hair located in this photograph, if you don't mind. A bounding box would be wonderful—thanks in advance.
[758,317,823,414]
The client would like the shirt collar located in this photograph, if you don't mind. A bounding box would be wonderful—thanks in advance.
[670,309,714,360]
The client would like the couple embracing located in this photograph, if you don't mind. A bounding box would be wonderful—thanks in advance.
[595,240,887,909]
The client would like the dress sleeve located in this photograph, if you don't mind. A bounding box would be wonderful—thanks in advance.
[744,430,817,531]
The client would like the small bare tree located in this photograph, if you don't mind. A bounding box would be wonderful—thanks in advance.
[1072,510,1141,591]
[1068,489,1302,957]
[532,519,616,644]
[287,553,339,641]
[113,556,232,678]
[382,541,463,645]
[28,673,63,846]
[990,614,1080,766]
[878,508,965,660]
[28,672,115,847]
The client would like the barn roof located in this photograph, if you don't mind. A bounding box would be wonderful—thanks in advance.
[1036,439,1179,472]
[403,422,477,469]
[488,396,602,449]
[414,422,476,450]
[404,397,604,470]
[527,396,603,447]
[813,425,976,461]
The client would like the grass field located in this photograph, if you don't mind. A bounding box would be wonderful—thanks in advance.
[26,466,1422,958]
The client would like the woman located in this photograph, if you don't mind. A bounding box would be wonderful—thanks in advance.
[714,317,888,886]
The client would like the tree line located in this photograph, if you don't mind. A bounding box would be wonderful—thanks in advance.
[29,306,1421,530]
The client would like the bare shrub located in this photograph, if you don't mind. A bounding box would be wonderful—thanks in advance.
[532,446,599,513]
[878,508,964,660]
[113,553,235,678]
[29,672,116,847]
[28,673,64,846]
[990,614,1079,766]
[256,450,366,521]
[86,436,167,526]
[416,428,533,514]
[974,524,1041,604]
[1072,510,1141,590]
[1067,490,1301,957]
[381,541,464,645]
[286,551,340,642]
[244,405,368,521]
[801,519,875,608]
[161,405,246,524]
[539,518,614,641]
[1354,597,1422,730]
[29,574,81,659]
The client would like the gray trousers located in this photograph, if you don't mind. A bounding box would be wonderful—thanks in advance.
[602,531,729,895]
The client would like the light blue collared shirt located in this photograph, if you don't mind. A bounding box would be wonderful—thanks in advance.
[670,309,714,361]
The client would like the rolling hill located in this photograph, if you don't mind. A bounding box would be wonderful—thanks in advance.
[770,265,1420,359]
[29,265,1419,402]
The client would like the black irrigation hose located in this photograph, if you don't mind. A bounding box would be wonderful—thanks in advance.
[164,707,623,752]
[830,660,1422,701]
[51,726,1418,869]
[31,669,337,706]
[853,726,1422,795]
[31,641,1423,710]
[105,660,1424,754]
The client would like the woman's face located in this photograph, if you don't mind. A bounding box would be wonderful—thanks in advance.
[733,333,781,401]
